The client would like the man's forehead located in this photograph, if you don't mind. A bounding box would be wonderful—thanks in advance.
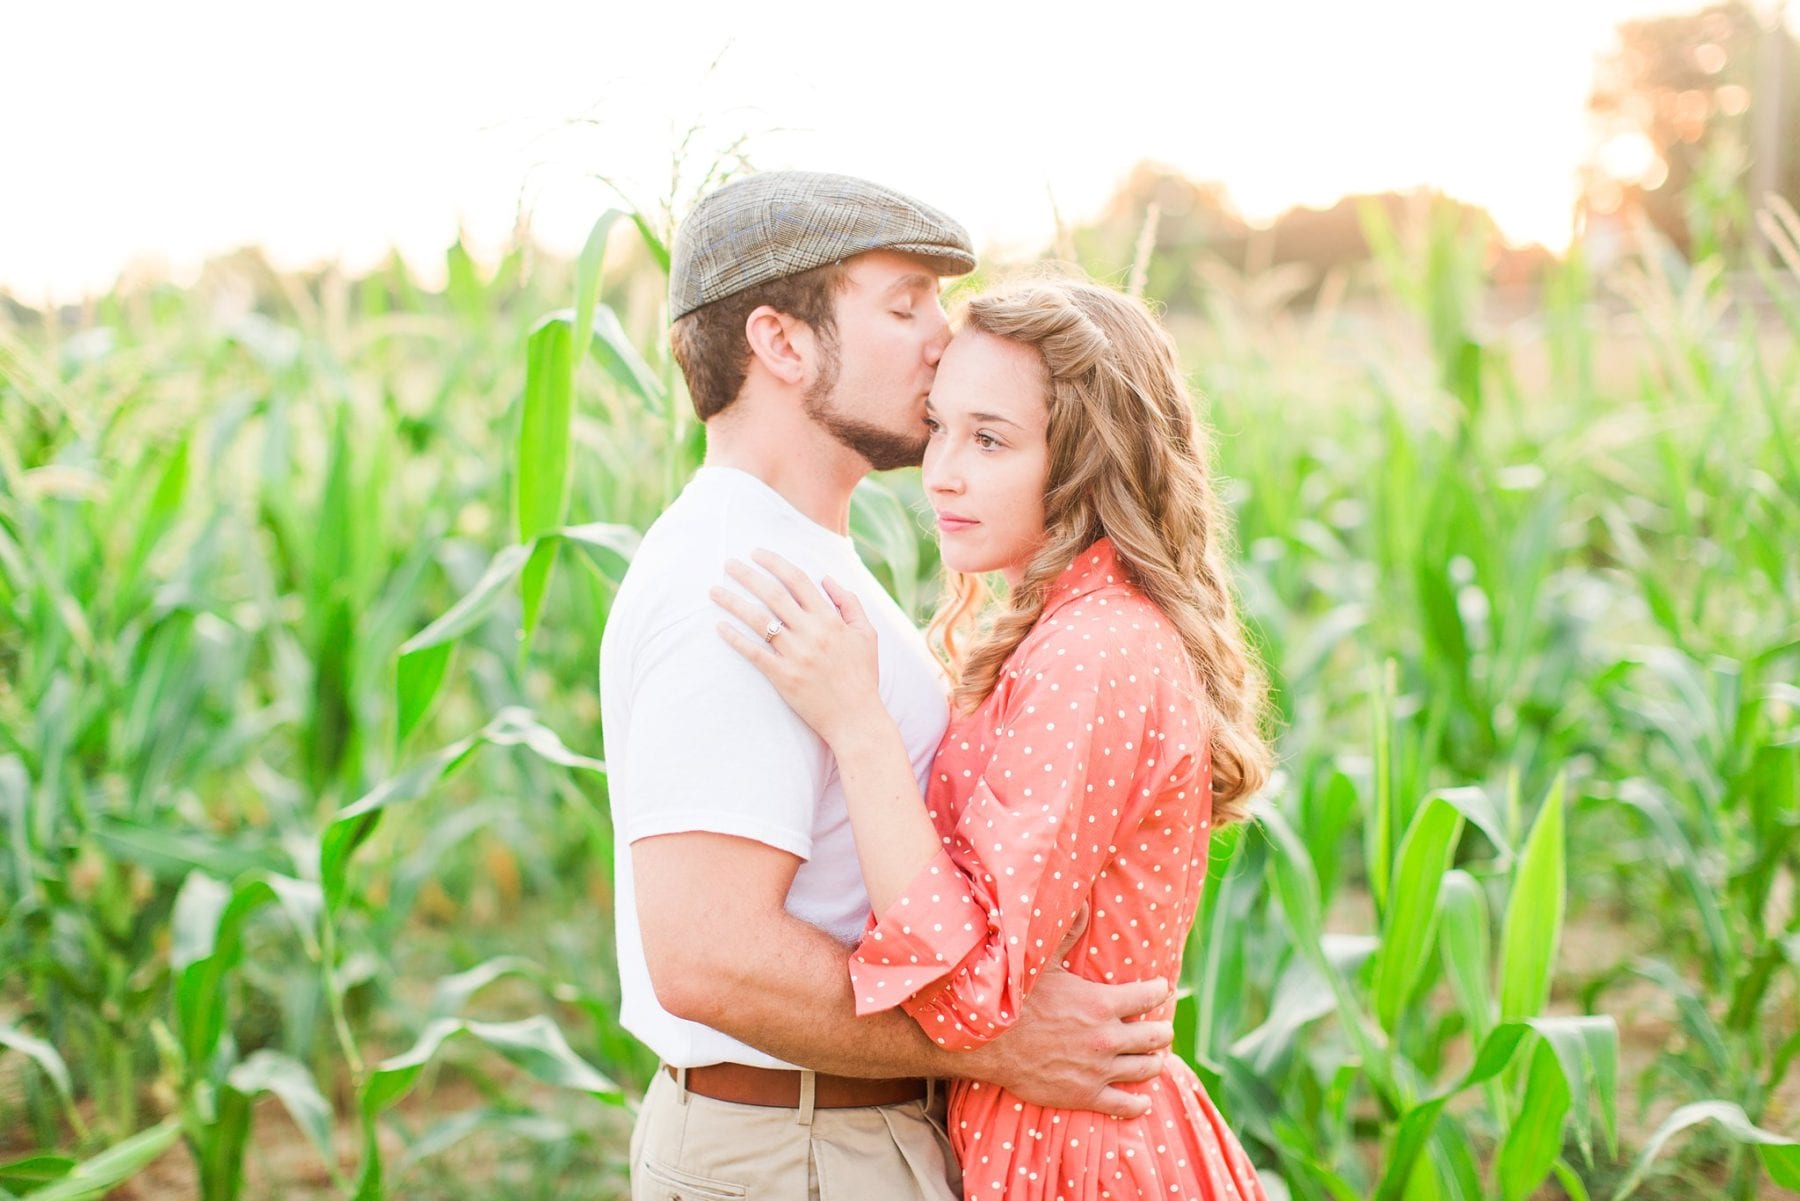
[842,250,946,292]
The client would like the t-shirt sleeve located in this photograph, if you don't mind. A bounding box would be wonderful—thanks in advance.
[846,625,1160,1049]
[618,603,829,859]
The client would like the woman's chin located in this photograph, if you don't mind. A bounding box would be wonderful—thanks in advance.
[941,551,1017,580]
[939,548,988,576]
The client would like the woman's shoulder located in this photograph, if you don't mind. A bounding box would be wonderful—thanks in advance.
[1035,577,1174,649]
[1010,582,1180,696]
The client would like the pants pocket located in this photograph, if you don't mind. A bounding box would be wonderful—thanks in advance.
[635,1157,749,1201]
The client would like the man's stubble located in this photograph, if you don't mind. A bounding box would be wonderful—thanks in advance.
[802,339,928,472]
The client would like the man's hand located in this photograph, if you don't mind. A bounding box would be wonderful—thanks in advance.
[960,967,1175,1119]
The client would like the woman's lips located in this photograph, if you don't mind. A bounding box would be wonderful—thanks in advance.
[936,514,979,533]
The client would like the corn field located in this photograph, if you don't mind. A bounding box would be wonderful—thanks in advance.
[2,191,1798,1200]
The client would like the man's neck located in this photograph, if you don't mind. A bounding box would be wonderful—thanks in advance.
[702,422,867,536]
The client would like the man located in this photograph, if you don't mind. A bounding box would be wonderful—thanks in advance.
[601,171,1175,1200]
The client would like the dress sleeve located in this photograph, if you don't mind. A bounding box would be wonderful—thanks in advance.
[847,625,1160,1050]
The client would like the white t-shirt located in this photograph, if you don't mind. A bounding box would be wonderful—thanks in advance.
[600,466,950,1069]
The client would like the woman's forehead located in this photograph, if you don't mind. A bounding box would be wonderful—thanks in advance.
[929,343,1049,435]
[942,329,1044,388]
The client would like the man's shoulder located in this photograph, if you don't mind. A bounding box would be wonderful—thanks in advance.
[608,486,836,651]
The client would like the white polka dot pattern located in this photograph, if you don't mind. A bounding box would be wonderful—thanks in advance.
[847,538,1266,1201]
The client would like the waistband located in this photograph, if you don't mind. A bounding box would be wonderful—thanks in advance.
[665,1062,929,1115]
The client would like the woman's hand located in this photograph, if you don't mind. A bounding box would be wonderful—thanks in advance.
[711,550,882,747]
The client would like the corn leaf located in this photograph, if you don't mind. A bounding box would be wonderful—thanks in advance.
[517,315,574,647]
[1373,792,1465,1033]
[1610,1100,1800,1198]
[28,1121,181,1201]
[395,542,533,746]
[1437,869,1493,1044]
[1496,1037,1571,1201]
[1498,773,1565,1023]
[225,1050,336,1173]
[353,1015,619,1201]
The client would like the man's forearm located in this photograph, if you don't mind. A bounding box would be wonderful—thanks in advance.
[693,909,1176,1120]
[696,908,963,1079]
[632,830,1172,1116]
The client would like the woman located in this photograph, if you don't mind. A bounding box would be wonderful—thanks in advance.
[712,278,1273,1201]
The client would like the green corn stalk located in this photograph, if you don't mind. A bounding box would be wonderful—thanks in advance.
[1,173,1795,1199]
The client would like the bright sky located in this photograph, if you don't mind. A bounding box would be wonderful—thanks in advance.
[0,0,1762,304]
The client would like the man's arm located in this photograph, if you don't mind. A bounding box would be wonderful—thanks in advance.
[633,831,1174,1118]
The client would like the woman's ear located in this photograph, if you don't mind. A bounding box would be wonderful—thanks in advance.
[743,305,811,386]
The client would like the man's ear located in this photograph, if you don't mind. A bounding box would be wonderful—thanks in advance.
[743,306,812,386]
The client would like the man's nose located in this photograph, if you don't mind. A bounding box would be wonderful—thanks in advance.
[923,310,951,365]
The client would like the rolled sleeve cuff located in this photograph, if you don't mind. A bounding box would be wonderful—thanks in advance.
[848,848,988,1018]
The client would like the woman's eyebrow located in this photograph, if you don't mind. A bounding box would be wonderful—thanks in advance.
[925,401,1022,430]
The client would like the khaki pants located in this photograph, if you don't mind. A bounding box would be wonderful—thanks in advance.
[629,1066,961,1201]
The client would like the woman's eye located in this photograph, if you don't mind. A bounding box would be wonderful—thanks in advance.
[923,417,941,433]
[891,309,914,321]
[975,432,1000,450]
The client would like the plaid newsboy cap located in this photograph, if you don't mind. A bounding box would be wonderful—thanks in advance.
[669,171,976,321]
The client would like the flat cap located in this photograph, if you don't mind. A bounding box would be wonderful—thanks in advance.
[670,171,976,320]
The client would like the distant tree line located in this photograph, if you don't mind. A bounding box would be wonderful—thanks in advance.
[1068,165,1550,308]
[1585,0,1798,258]
[1069,1,1796,301]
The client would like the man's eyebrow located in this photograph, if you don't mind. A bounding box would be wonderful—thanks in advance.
[884,272,937,296]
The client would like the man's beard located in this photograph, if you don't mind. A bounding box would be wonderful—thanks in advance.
[803,347,928,471]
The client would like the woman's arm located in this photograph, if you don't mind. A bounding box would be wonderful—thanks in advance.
[715,552,1171,1051]
[849,636,1161,1050]
[826,716,948,913]
[711,550,944,912]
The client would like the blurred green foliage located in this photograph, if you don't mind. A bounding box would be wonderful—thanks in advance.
[1,172,1796,1198]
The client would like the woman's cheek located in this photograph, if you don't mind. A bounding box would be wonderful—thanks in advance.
[1011,460,1045,524]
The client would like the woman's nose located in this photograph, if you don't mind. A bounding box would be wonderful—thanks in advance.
[923,448,961,495]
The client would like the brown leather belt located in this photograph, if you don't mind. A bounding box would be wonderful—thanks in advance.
[666,1063,926,1109]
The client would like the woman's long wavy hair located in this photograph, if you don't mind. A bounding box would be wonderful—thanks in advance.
[924,279,1273,825]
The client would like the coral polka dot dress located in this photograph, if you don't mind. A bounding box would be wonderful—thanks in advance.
[849,538,1266,1201]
